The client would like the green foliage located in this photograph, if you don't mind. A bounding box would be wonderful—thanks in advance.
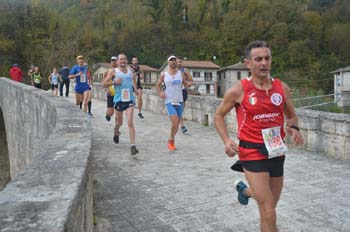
[0,0,349,95]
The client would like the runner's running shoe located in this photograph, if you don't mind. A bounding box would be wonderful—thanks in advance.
[234,180,250,205]
[131,145,139,155]
[167,139,176,151]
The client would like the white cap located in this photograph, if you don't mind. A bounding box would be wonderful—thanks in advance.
[110,56,117,61]
[167,55,177,61]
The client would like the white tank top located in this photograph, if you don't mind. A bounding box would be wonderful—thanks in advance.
[164,70,183,104]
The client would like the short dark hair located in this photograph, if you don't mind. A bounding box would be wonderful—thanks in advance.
[117,53,127,60]
[244,40,270,59]
[176,55,183,60]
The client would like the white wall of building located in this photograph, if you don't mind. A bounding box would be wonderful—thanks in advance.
[334,71,350,107]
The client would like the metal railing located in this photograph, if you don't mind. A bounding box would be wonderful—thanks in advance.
[292,94,335,109]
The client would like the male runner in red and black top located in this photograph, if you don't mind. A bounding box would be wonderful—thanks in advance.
[130,57,144,119]
[214,40,304,232]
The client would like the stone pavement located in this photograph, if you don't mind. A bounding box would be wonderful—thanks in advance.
[87,98,350,232]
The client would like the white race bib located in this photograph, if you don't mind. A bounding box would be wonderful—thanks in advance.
[261,126,288,159]
[171,101,180,106]
[80,73,86,83]
[121,88,130,102]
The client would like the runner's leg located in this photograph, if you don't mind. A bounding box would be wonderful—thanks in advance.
[244,170,278,232]
[138,89,143,114]
[126,106,135,144]
[170,115,180,139]
[82,91,89,112]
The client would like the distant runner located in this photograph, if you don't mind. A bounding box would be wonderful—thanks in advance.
[31,66,43,89]
[104,56,118,122]
[69,55,90,115]
[176,56,193,134]
[130,57,144,119]
[48,67,59,95]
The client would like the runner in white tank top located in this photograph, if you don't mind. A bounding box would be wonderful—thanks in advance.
[156,55,193,151]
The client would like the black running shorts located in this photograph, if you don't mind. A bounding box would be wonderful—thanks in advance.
[240,156,285,177]
[114,101,134,112]
[182,89,188,102]
[107,95,114,108]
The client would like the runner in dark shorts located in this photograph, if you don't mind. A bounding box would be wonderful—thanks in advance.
[214,40,304,232]
[176,56,193,134]
[130,57,145,119]
[104,56,118,121]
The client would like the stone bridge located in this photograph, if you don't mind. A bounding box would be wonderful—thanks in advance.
[0,78,93,231]
[1,78,350,231]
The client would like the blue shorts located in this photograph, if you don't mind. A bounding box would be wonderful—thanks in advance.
[75,84,90,94]
[166,102,183,117]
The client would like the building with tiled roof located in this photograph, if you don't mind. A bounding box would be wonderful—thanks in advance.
[217,62,250,97]
[92,63,159,87]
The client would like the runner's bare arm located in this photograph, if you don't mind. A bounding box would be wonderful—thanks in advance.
[48,74,52,83]
[68,73,78,79]
[282,82,304,145]
[214,82,243,156]
[156,73,165,98]
[139,66,144,80]
[184,68,193,82]
[68,71,80,79]
[131,70,138,92]
[102,69,114,87]
[181,72,193,87]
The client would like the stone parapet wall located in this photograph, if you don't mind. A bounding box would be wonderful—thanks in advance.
[298,109,350,159]
[0,78,93,232]
[92,83,350,159]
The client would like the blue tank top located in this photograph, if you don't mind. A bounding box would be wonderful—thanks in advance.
[70,65,88,86]
[113,68,135,103]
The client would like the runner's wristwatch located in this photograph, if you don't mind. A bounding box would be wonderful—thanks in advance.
[289,125,300,131]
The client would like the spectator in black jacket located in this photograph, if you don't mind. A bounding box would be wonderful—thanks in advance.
[59,65,70,97]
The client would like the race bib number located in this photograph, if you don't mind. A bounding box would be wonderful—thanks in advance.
[171,101,180,106]
[262,126,288,159]
[34,78,41,84]
[53,79,58,85]
[121,88,130,102]
[80,73,86,83]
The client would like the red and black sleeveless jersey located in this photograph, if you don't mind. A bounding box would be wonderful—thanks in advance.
[235,77,286,160]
